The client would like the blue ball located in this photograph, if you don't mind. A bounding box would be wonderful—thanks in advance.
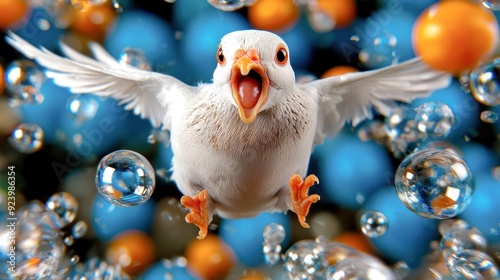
[460,171,500,244]
[11,7,64,51]
[19,79,71,143]
[377,0,438,17]
[91,194,155,241]
[105,10,178,74]
[459,143,499,175]
[315,132,393,209]
[181,10,250,83]
[280,23,313,70]
[140,260,198,280]
[219,212,291,267]
[363,187,439,267]
[410,80,481,141]
[172,0,213,29]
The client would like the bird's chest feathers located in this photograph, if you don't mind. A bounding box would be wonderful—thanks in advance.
[185,95,313,157]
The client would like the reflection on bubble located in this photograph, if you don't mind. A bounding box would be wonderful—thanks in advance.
[67,94,99,123]
[394,149,474,219]
[440,224,487,259]
[46,192,79,229]
[95,150,156,207]
[415,102,455,138]
[262,223,286,266]
[5,60,45,106]
[119,48,152,70]
[9,123,44,154]
[207,0,246,11]
[360,211,388,238]
[470,58,500,106]
[480,0,500,10]
[446,250,499,279]
[480,110,499,123]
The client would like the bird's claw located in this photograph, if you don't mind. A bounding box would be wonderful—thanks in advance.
[181,190,209,239]
[290,174,320,228]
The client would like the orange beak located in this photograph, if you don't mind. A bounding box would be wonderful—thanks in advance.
[230,49,270,124]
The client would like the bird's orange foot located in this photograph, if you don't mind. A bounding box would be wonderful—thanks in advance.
[290,174,320,228]
[181,190,209,239]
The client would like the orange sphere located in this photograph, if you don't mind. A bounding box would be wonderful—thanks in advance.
[334,231,374,255]
[106,230,156,276]
[316,0,357,29]
[0,64,5,95]
[70,3,116,41]
[248,0,300,32]
[321,65,358,78]
[0,0,29,30]
[412,0,499,75]
[185,234,235,280]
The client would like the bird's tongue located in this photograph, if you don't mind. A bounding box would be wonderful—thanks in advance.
[238,76,261,109]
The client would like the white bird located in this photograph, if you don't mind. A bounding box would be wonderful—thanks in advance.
[6,30,450,239]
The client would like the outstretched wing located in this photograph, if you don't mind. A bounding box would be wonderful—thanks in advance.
[299,58,451,144]
[5,31,195,129]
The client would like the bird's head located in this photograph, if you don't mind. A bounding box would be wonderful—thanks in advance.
[213,30,296,124]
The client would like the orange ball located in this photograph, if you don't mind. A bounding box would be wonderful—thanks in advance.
[315,0,357,29]
[185,234,235,280]
[70,3,116,42]
[248,0,300,32]
[0,0,29,30]
[0,64,5,95]
[106,230,156,276]
[412,0,499,75]
[321,65,358,78]
[334,231,374,255]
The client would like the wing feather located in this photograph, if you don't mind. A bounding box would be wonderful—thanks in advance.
[5,31,194,129]
[300,57,451,144]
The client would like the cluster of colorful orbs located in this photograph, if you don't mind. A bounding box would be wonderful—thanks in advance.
[0,0,500,279]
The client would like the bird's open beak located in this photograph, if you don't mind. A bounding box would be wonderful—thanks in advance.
[230,49,270,124]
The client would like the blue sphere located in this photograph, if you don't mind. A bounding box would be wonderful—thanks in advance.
[91,194,155,241]
[141,260,198,280]
[219,212,291,267]
[377,0,438,17]
[315,132,393,209]
[459,143,499,174]
[105,10,178,74]
[172,0,213,29]
[181,10,250,83]
[364,187,439,267]
[280,23,313,70]
[11,8,64,51]
[460,171,500,244]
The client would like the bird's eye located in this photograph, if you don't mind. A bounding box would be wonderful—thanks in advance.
[275,44,288,66]
[216,46,225,65]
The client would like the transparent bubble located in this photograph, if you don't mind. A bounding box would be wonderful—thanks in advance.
[438,219,470,236]
[469,58,500,106]
[459,71,472,93]
[67,94,99,123]
[446,250,499,279]
[394,149,474,219]
[64,235,75,246]
[480,0,500,10]
[263,223,286,244]
[72,221,88,239]
[5,60,45,106]
[480,110,499,123]
[46,192,79,229]
[9,123,44,154]
[384,106,423,158]
[360,211,388,238]
[263,243,282,266]
[207,0,246,11]
[70,255,80,265]
[306,2,335,32]
[67,257,130,279]
[119,48,152,70]
[283,239,329,279]
[359,31,399,67]
[327,254,397,280]
[415,102,455,138]
[95,150,156,207]
[440,225,487,259]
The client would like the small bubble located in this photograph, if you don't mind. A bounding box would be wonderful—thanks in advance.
[415,102,455,138]
[72,221,88,239]
[446,250,499,279]
[263,223,286,244]
[67,95,99,123]
[384,107,423,158]
[9,123,44,154]
[470,58,500,106]
[394,149,474,219]
[119,48,152,70]
[459,71,472,93]
[283,239,328,279]
[359,31,399,67]
[64,235,75,246]
[46,192,79,228]
[360,211,388,238]
[480,110,499,123]
[95,150,156,207]
[70,255,80,265]
[480,0,500,10]
[440,225,488,259]
[5,60,45,106]
[306,2,335,32]
[207,0,246,11]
